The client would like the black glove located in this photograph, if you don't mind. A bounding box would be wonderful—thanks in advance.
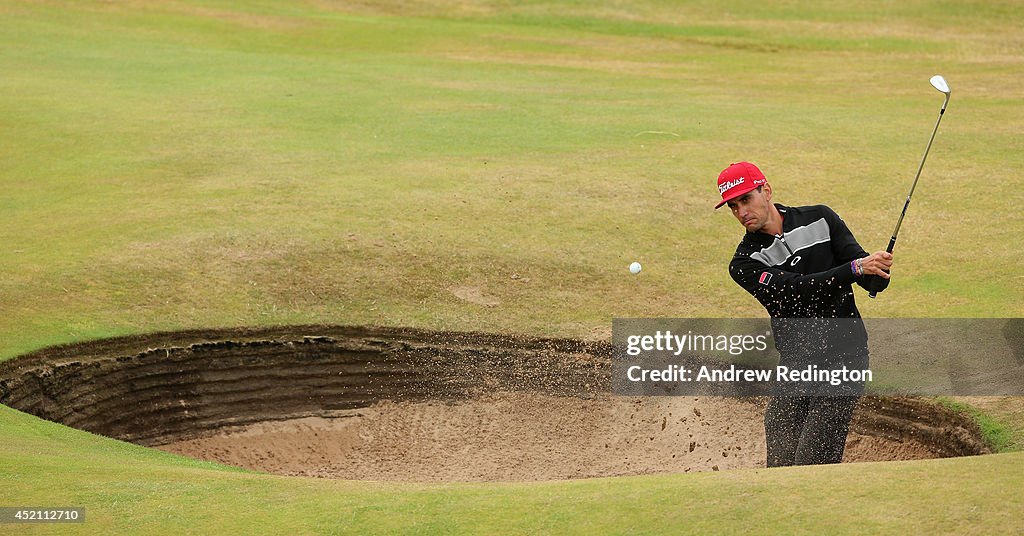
[862,273,890,295]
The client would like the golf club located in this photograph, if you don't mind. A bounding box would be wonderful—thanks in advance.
[867,75,951,298]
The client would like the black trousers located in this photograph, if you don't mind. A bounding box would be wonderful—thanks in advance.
[764,395,859,467]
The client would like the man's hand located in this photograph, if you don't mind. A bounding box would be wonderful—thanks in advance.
[860,251,894,278]
[860,251,894,297]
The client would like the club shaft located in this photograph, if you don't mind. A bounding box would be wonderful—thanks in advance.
[869,93,948,298]
[889,101,948,243]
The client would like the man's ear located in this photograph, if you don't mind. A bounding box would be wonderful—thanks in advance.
[763,183,772,202]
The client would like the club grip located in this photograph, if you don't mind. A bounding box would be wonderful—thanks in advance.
[867,236,898,298]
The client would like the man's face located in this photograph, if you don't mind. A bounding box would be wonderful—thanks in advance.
[726,186,772,233]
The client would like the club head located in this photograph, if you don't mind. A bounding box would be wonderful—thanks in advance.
[930,75,950,95]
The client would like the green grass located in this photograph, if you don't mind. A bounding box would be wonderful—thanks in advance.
[2,0,1023,359]
[2,0,1023,533]
[938,397,1023,453]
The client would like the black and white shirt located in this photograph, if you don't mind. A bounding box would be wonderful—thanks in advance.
[729,203,871,359]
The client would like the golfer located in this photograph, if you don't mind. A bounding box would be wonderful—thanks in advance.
[716,161,893,467]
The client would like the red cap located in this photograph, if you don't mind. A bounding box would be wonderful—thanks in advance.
[715,162,767,209]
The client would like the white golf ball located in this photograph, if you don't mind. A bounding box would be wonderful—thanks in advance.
[629,262,642,274]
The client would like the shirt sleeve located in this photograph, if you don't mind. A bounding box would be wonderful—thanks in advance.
[729,250,858,309]
[820,205,868,263]
[820,205,875,292]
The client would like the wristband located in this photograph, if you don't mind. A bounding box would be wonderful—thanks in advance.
[850,260,861,277]
[857,258,865,276]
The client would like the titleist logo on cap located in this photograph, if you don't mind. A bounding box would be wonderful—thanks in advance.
[719,177,745,194]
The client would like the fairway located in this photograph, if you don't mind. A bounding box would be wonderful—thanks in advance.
[2,1,1023,534]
